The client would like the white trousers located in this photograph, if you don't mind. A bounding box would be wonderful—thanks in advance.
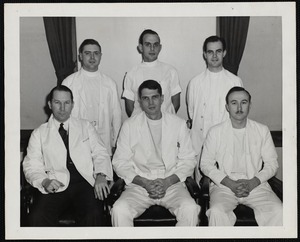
[207,182,282,226]
[111,182,201,226]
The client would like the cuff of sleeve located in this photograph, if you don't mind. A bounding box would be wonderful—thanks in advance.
[122,90,135,100]
[171,86,182,96]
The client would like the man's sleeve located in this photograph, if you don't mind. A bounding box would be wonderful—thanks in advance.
[173,121,197,181]
[88,122,113,181]
[200,128,227,185]
[255,127,279,183]
[122,71,135,101]
[186,79,194,119]
[22,129,48,193]
[169,68,182,96]
[112,121,137,184]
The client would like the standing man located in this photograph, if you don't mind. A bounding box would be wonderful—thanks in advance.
[62,39,122,156]
[23,85,113,226]
[200,86,282,226]
[123,29,181,117]
[187,35,243,184]
[111,80,200,226]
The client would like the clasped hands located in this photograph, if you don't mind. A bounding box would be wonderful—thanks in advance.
[223,176,261,198]
[144,178,170,199]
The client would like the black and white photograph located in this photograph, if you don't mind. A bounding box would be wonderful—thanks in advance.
[4,2,297,240]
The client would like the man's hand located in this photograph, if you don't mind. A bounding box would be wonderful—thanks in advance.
[42,178,64,193]
[221,176,249,198]
[94,173,110,200]
[236,177,261,193]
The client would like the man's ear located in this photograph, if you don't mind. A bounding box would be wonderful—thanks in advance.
[138,44,143,53]
[223,49,227,58]
[78,53,82,62]
[161,94,164,103]
[48,101,52,110]
[225,104,229,112]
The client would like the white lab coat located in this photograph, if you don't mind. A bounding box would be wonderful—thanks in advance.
[200,119,278,186]
[200,119,282,226]
[23,115,113,194]
[112,111,197,185]
[187,68,243,155]
[122,60,182,116]
[62,68,122,155]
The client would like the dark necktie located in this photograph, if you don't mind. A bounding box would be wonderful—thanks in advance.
[59,123,68,148]
[58,122,84,183]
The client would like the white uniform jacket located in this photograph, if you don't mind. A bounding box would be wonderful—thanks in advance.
[200,119,278,186]
[112,112,197,185]
[23,115,113,194]
[187,68,243,154]
[122,60,182,116]
[62,68,122,155]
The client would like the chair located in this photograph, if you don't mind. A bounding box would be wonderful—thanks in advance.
[107,176,202,226]
[200,175,283,226]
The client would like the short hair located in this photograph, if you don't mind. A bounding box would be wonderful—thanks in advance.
[79,39,101,53]
[203,35,226,52]
[49,85,74,102]
[225,86,251,104]
[138,80,162,98]
[139,29,160,45]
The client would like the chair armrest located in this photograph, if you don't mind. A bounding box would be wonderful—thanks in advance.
[200,176,210,197]
[185,176,201,199]
[107,178,125,204]
[268,176,283,201]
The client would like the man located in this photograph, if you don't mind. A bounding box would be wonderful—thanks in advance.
[62,39,122,156]
[122,29,181,117]
[200,86,282,226]
[23,85,113,226]
[187,35,243,184]
[111,80,200,226]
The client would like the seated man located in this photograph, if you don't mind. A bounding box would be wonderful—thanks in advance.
[111,80,200,226]
[200,86,282,226]
[23,85,113,226]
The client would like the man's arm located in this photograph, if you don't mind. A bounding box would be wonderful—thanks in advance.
[124,98,134,117]
[88,122,113,181]
[171,120,197,181]
[171,93,181,113]
[112,121,138,184]
[23,129,57,193]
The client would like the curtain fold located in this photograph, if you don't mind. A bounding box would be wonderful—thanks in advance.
[217,17,250,75]
[43,17,77,85]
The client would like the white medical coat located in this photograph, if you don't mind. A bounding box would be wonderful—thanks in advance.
[200,119,278,186]
[112,112,197,185]
[23,115,113,194]
[187,68,243,155]
[62,68,122,155]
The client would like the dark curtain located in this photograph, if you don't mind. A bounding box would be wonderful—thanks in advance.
[43,17,77,85]
[217,17,250,75]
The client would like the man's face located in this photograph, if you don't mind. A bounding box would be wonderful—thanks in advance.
[48,90,74,123]
[79,44,102,72]
[138,34,161,62]
[204,40,226,71]
[226,91,251,123]
[139,88,164,119]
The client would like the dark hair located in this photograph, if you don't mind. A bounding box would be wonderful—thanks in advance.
[138,80,162,98]
[79,39,101,53]
[139,29,160,45]
[49,85,74,102]
[225,86,251,104]
[203,35,226,52]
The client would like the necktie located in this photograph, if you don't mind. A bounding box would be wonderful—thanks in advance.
[59,123,68,148]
